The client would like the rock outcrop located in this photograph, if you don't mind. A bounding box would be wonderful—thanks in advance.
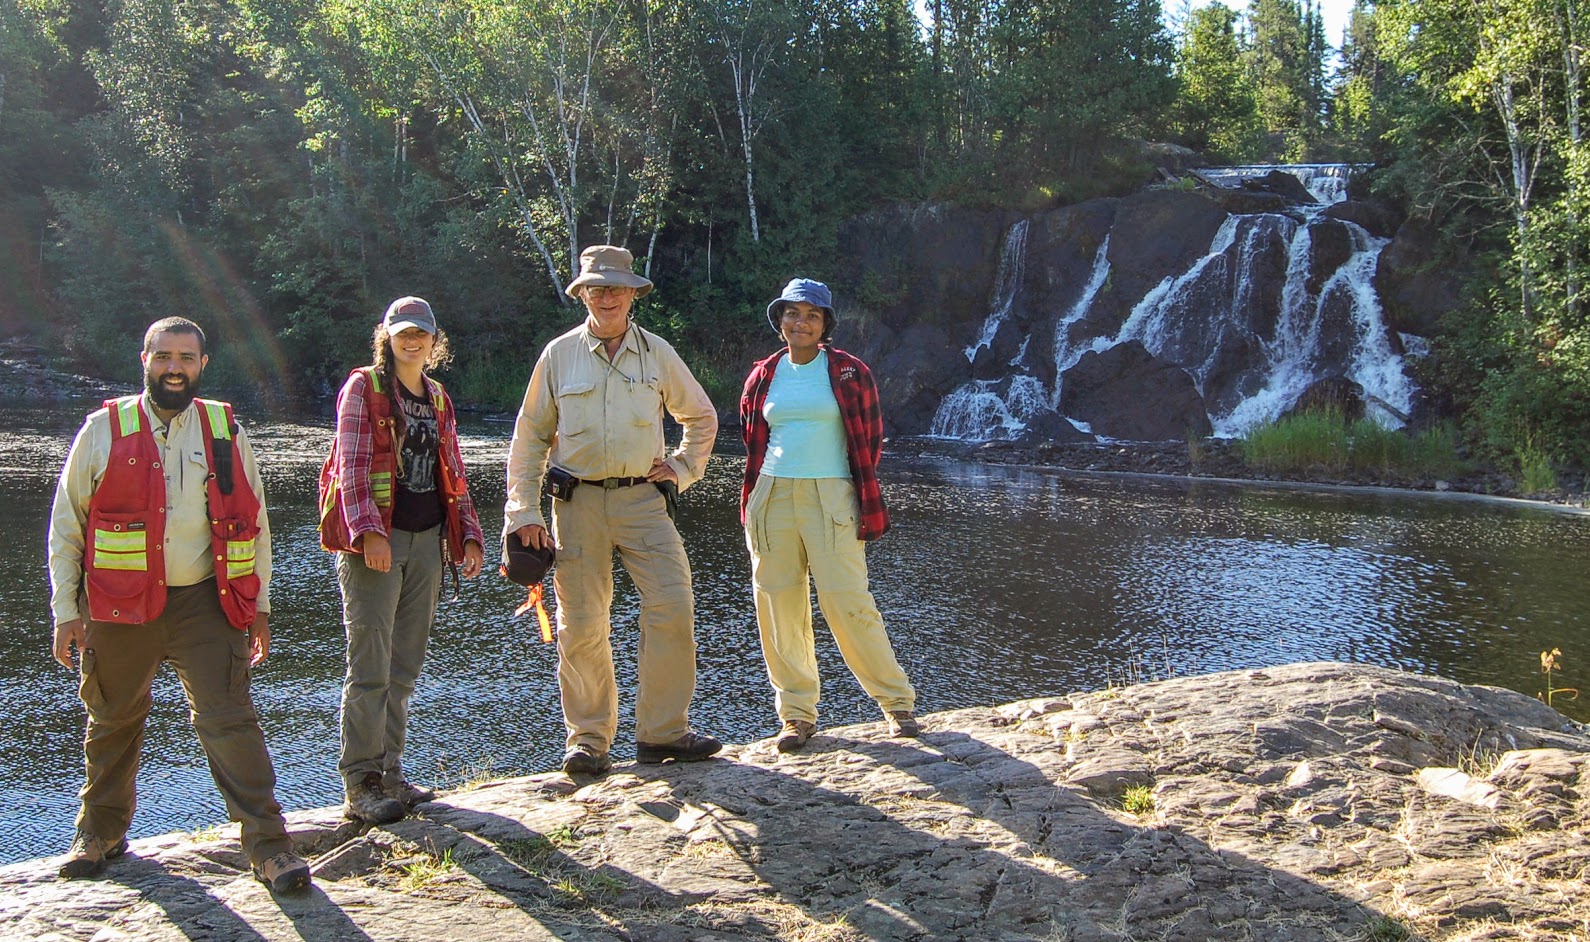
[5,663,1586,942]
[1061,340,1213,441]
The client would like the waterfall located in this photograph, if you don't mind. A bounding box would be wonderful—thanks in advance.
[1212,222,1412,435]
[1195,163,1362,205]
[929,375,1049,440]
[926,163,1416,442]
[1049,235,1114,407]
[964,220,1030,361]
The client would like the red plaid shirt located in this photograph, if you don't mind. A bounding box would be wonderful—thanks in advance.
[740,346,890,541]
[333,369,484,548]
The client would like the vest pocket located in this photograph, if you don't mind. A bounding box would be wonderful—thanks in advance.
[86,510,152,610]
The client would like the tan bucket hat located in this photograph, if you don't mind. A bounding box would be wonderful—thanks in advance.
[565,245,653,299]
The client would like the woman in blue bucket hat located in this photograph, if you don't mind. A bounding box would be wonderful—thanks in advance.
[738,278,918,753]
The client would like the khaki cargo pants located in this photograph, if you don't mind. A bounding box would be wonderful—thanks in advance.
[744,475,915,724]
[550,481,698,750]
[76,583,293,863]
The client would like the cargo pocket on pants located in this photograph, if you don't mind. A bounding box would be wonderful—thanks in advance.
[818,478,863,554]
[79,647,107,714]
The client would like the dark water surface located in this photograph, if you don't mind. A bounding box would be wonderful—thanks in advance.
[1,402,1586,865]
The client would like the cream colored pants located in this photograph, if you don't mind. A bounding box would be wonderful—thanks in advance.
[744,475,915,724]
[550,481,697,750]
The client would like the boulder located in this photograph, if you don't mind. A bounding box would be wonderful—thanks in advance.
[1060,341,1213,440]
[1321,199,1400,239]
[1014,409,1094,444]
[1206,187,1296,217]
[1282,375,1367,423]
[1104,190,1230,314]
[837,203,1012,333]
[1243,168,1319,204]
[1306,219,1357,295]
[1374,216,1471,338]
[6,663,1587,942]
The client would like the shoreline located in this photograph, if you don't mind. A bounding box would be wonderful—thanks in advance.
[12,338,1587,511]
[894,435,1590,511]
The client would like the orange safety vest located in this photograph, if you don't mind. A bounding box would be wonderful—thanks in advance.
[83,396,262,630]
[318,367,470,565]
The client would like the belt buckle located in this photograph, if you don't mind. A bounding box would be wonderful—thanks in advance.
[603,478,624,489]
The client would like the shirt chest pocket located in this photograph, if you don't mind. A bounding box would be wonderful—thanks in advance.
[556,382,599,437]
[619,373,662,428]
[175,447,209,494]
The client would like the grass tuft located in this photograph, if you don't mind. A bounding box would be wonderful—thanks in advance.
[1359,914,1411,941]
[1120,784,1155,816]
[1240,408,1467,478]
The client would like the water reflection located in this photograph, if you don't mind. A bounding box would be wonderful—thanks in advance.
[1,405,1586,865]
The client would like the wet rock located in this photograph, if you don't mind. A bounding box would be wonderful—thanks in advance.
[1375,215,1472,338]
[1243,168,1321,204]
[1060,341,1213,441]
[6,662,1588,942]
[1322,199,1401,239]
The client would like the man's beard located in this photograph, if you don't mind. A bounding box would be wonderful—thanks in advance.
[146,371,201,411]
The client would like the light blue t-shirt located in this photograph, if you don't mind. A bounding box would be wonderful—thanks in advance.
[762,351,850,478]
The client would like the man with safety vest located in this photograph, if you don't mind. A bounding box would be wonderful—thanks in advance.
[47,317,310,893]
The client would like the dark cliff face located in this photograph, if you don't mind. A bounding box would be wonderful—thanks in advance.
[740,185,1466,441]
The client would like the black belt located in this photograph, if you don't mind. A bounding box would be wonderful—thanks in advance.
[581,476,650,489]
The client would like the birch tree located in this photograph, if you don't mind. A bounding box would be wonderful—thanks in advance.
[696,0,793,243]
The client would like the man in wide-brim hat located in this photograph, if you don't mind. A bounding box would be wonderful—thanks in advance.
[504,245,721,776]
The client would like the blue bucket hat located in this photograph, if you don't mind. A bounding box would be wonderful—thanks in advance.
[766,278,835,340]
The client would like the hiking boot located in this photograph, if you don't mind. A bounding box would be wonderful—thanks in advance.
[636,731,722,764]
[775,719,816,754]
[886,711,921,738]
[385,779,437,806]
[561,744,612,776]
[57,830,128,879]
[252,850,312,894]
[344,771,405,824]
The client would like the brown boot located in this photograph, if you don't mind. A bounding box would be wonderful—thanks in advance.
[252,850,312,894]
[775,719,816,753]
[636,731,722,764]
[58,830,128,879]
[886,711,921,738]
[385,779,437,807]
[344,771,405,824]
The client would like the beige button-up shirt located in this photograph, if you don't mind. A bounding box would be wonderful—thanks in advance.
[48,393,273,625]
[504,319,718,534]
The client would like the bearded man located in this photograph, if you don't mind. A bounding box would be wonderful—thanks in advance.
[46,317,310,893]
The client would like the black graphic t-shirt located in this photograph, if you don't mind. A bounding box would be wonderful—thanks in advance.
[391,382,445,533]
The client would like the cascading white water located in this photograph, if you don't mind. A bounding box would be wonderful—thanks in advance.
[929,375,1050,439]
[1212,221,1412,435]
[930,164,1415,442]
[964,220,1030,361]
[1049,235,1114,408]
[1195,163,1361,205]
[932,220,1043,439]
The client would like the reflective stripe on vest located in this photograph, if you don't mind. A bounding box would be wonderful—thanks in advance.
[92,527,148,571]
[202,400,231,440]
[115,397,142,436]
[225,539,255,579]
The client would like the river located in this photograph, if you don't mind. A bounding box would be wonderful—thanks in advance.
[1,401,1586,865]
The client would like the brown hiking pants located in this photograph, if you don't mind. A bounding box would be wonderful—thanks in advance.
[76,583,292,863]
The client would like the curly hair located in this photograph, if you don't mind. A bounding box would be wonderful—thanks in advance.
[371,324,453,466]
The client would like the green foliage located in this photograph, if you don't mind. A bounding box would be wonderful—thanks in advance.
[1172,3,1267,161]
[1516,436,1559,493]
[1359,915,1411,942]
[1120,784,1156,816]
[1240,408,1469,477]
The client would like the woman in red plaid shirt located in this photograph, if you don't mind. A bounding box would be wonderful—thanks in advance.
[739,278,919,754]
[321,297,485,824]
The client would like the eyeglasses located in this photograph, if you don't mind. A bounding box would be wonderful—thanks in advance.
[583,285,635,298]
